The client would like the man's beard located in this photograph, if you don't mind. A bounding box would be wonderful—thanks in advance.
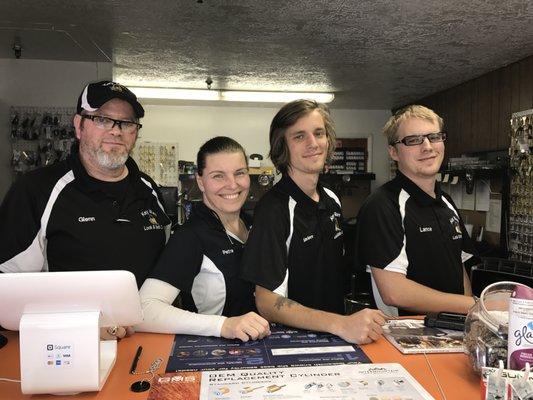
[95,148,129,170]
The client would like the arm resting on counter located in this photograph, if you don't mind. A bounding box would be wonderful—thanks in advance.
[371,267,475,314]
[137,278,270,341]
[136,278,226,337]
[255,285,387,345]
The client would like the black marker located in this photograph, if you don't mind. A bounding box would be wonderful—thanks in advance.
[130,346,143,374]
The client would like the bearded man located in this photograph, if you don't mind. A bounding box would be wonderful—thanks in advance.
[0,81,169,287]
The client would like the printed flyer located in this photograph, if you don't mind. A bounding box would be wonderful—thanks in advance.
[167,323,370,372]
[148,363,435,400]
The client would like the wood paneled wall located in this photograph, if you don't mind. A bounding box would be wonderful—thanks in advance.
[412,55,533,158]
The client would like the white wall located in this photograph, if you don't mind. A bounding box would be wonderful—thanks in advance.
[0,59,112,198]
[330,109,391,189]
[139,103,391,188]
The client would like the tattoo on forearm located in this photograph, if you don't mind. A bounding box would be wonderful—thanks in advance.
[274,296,299,310]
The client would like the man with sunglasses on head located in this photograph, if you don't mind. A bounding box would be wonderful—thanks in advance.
[0,81,170,296]
[356,105,475,316]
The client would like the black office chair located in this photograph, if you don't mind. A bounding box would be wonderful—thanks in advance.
[344,218,377,314]
[344,273,377,315]
[470,257,533,297]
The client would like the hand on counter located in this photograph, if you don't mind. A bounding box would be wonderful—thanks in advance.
[221,312,271,342]
[333,308,388,345]
[100,326,135,341]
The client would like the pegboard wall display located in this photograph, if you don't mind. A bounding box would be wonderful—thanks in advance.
[329,138,368,173]
[509,109,533,264]
[9,106,77,175]
[133,142,179,187]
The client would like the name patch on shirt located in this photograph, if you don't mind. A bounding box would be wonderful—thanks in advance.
[222,249,234,255]
[78,216,95,222]
[303,235,314,243]
[419,226,432,232]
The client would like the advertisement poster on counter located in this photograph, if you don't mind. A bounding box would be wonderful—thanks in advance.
[167,323,370,372]
[148,363,435,400]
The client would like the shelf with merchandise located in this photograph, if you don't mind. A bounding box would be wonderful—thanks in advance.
[9,106,77,177]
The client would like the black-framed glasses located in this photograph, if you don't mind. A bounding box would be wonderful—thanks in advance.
[391,132,446,146]
[81,115,142,134]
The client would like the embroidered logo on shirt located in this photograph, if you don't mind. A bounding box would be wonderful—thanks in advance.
[419,226,433,232]
[449,216,462,239]
[222,249,234,255]
[330,212,343,239]
[78,216,95,222]
[303,235,314,243]
[141,209,163,231]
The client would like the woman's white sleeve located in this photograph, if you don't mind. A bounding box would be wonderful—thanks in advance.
[135,278,226,337]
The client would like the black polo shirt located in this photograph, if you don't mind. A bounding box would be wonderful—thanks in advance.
[356,171,474,315]
[240,174,346,314]
[0,146,169,286]
[148,202,255,317]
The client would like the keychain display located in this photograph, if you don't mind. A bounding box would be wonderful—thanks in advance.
[130,355,163,393]
[133,142,179,186]
[9,106,76,176]
[509,109,533,264]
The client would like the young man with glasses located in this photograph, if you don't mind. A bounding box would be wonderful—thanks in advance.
[356,105,475,316]
[0,81,169,292]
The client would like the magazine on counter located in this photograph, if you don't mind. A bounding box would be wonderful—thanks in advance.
[383,319,464,354]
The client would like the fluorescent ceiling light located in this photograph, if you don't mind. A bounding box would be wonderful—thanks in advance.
[130,87,219,101]
[221,91,334,103]
[130,87,334,103]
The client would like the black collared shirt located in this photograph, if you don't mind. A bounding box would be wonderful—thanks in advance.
[149,202,256,317]
[356,171,474,315]
[240,174,346,314]
[0,145,169,286]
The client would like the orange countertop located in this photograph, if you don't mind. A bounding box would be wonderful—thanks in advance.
[0,331,481,400]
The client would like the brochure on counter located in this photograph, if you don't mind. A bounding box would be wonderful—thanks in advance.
[148,363,435,400]
[384,319,464,354]
[166,323,370,372]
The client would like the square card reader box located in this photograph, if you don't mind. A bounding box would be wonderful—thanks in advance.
[0,270,143,395]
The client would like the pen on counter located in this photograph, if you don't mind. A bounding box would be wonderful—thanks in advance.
[130,346,143,374]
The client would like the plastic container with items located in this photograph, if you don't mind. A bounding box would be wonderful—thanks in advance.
[464,281,529,374]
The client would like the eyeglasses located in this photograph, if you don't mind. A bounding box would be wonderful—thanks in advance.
[391,132,446,146]
[81,115,142,134]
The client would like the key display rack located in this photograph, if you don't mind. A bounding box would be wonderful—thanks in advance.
[509,109,533,263]
[9,106,76,176]
[329,138,368,173]
[132,141,180,187]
